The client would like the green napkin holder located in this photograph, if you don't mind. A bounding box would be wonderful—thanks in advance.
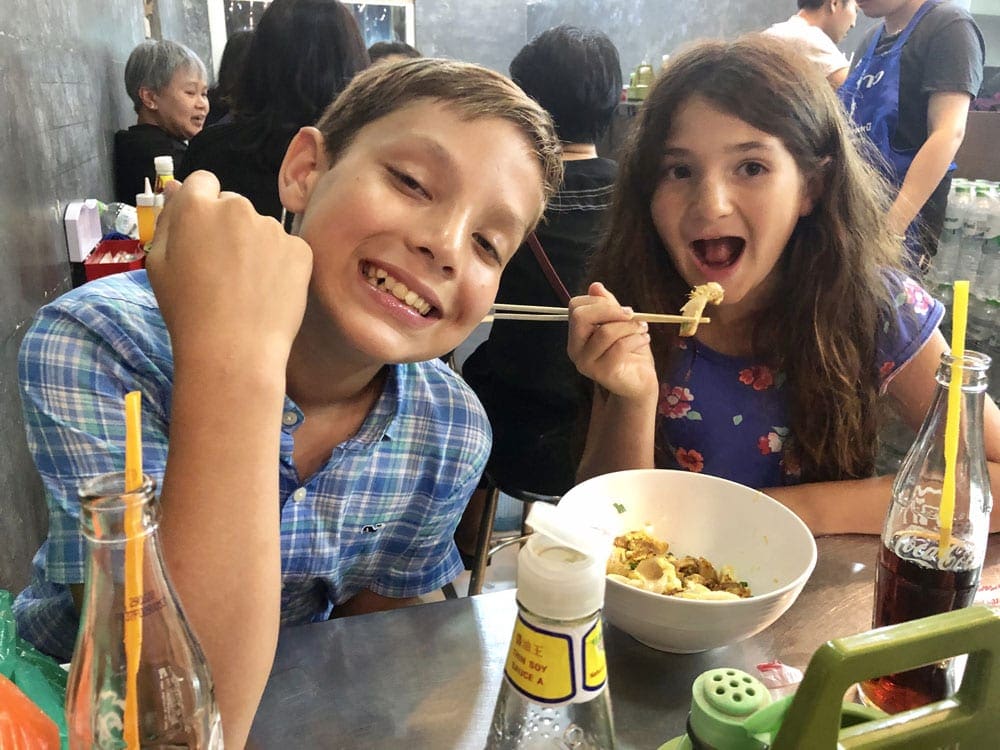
[661,605,1000,749]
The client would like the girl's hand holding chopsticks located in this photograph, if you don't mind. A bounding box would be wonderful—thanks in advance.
[567,282,660,403]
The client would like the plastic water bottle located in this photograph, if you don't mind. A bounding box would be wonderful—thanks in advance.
[969,184,1000,354]
[98,201,139,239]
[958,185,989,287]
[932,181,965,288]
[975,185,1000,302]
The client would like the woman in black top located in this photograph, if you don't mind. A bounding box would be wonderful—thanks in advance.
[179,0,369,220]
[205,29,254,128]
[114,40,208,202]
[461,26,622,497]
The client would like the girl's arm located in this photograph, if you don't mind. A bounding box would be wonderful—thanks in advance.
[569,282,659,480]
[766,331,1000,536]
[577,385,659,481]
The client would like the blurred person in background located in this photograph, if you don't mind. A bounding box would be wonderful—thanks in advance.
[368,40,421,65]
[764,0,857,88]
[179,0,369,219]
[205,29,254,127]
[456,25,621,561]
[114,40,208,202]
[841,0,984,272]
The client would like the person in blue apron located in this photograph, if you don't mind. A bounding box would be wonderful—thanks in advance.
[840,0,983,273]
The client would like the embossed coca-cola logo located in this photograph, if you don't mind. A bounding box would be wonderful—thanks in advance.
[892,532,977,572]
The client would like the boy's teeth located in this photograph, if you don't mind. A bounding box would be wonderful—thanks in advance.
[365,264,431,315]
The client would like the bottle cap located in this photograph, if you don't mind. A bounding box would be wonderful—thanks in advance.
[154,155,174,174]
[135,177,156,208]
[687,668,772,750]
[516,503,612,620]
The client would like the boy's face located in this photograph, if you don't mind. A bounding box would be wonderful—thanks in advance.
[280,100,545,364]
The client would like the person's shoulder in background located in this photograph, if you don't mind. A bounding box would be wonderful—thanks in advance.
[114,124,185,203]
[178,120,285,219]
[764,17,849,79]
[909,1,984,95]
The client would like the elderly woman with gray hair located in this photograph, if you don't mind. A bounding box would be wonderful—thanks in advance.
[114,39,208,202]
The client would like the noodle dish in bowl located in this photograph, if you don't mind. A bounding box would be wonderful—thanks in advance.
[557,469,817,653]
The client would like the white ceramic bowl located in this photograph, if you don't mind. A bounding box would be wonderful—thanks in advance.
[557,469,817,653]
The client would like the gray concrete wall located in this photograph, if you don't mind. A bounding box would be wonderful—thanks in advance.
[415,1,877,85]
[0,0,143,591]
[527,0,788,78]
[0,0,211,591]
[527,0,883,81]
[158,0,214,73]
[415,0,527,74]
[974,12,1000,66]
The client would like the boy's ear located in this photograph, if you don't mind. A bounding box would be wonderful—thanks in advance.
[278,126,328,215]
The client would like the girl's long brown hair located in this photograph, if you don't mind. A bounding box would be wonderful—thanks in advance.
[591,35,906,482]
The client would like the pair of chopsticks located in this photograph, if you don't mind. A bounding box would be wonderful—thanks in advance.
[482,303,710,326]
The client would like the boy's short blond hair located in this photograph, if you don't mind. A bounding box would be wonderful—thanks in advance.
[314,58,564,216]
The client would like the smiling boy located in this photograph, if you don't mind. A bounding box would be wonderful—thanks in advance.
[15,59,561,745]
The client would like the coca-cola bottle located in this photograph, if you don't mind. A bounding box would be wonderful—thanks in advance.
[860,350,992,714]
[66,471,223,749]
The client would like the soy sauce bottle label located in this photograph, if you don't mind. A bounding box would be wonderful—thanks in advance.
[503,612,606,706]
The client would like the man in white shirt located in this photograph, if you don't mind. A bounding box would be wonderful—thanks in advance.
[764,0,857,87]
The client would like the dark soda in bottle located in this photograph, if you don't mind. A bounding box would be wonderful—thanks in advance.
[861,531,980,712]
[859,351,991,714]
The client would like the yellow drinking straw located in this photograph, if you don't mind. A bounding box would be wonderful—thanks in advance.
[124,391,144,748]
[939,281,969,562]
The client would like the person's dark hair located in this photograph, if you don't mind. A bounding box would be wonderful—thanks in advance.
[124,40,207,114]
[591,35,905,482]
[315,58,564,226]
[210,29,254,113]
[368,40,421,62]
[509,25,622,145]
[231,0,369,160]
[797,0,827,9]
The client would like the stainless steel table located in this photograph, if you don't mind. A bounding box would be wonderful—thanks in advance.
[248,536,1000,750]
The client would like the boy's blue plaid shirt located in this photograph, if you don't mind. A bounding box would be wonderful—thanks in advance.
[14,271,489,660]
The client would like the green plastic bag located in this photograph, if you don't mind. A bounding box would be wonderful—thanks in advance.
[0,590,68,750]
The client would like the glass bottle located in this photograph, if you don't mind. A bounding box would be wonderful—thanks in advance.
[860,351,992,714]
[487,506,615,749]
[66,471,223,749]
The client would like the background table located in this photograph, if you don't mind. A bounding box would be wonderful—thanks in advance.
[248,535,1000,750]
